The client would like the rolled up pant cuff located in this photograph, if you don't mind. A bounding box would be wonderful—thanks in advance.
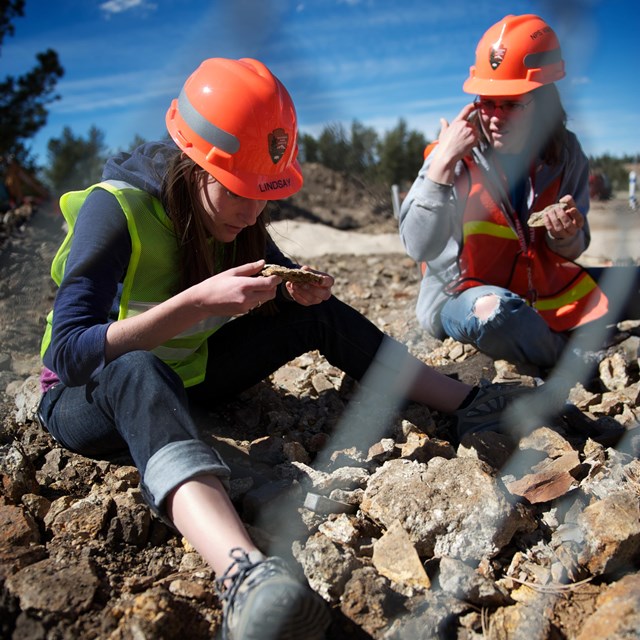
[142,439,231,519]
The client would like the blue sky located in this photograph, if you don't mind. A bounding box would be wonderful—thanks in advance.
[4,0,639,166]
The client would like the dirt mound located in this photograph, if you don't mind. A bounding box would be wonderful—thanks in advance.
[274,162,396,233]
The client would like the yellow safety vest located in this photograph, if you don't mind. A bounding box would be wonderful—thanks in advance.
[41,180,229,387]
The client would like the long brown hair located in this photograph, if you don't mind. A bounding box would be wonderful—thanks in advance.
[528,83,568,166]
[161,152,273,290]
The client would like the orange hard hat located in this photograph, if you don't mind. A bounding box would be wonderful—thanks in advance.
[166,58,302,200]
[463,14,565,96]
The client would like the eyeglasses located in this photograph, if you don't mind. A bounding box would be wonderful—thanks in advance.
[473,97,534,115]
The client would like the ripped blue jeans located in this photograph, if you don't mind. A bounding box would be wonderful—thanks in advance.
[440,285,568,368]
[439,266,640,369]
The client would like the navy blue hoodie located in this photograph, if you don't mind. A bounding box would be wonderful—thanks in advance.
[42,141,294,389]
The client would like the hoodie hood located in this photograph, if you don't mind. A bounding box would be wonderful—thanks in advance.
[102,140,180,199]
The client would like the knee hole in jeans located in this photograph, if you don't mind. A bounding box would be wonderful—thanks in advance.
[472,294,501,322]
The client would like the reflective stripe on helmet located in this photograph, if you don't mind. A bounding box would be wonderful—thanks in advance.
[523,47,563,70]
[177,88,240,154]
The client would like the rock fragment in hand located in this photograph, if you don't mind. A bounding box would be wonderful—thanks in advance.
[527,202,568,228]
[260,264,324,285]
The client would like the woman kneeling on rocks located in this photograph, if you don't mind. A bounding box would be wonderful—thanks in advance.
[37,57,516,639]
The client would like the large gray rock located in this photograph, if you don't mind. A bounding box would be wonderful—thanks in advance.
[293,531,362,602]
[361,457,531,561]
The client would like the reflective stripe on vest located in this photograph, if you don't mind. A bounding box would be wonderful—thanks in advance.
[533,275,598,310]
[463,220,518,241]
[41,180,227,387]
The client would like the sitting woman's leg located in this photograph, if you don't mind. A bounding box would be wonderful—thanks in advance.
[39,349,329,638]
[440,285,568,368]
[39,350,233,526]
[191,295,473,413]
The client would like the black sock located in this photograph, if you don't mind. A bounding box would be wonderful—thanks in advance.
[457,386,479,410]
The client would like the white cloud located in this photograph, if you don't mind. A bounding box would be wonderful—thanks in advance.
[99,0,157,16]
[48,69,181,115]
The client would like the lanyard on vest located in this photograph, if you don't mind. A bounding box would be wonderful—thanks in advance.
[470,149,538,303]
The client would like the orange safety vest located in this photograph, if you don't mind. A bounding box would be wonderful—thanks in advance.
[448,155,608,333]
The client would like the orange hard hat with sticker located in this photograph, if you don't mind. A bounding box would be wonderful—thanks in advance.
[166,58,302,200]
[463,14,565,96]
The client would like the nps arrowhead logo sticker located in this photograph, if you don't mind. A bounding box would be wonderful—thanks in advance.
[489,43,507,70]
[268,128,289,164]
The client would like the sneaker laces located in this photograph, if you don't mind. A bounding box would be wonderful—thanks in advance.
[215,548,291,640]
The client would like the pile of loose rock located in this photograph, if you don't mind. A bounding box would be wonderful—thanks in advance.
[2,241,640,638]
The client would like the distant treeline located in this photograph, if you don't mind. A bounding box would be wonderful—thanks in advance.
[39,119,431,198]
[38,121,638,201]
[298,118,429,191]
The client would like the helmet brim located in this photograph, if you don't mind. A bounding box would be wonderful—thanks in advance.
[206,159,304,201]
[463,76,546,97]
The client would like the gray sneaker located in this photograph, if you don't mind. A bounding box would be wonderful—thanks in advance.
[216,548,330,640]
[454,383,530,438]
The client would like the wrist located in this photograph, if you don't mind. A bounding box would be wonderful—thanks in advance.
[427,156,457,186]
[181,286,214,320]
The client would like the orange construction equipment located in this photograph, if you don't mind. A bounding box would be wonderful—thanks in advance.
[463,14,565,97]
[165,57,302,200]
[2,155,49,208]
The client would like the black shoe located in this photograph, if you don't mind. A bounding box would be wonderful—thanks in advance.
[216,548,330,640]
[454,383,529,438]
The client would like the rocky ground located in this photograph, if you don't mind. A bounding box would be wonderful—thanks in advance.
[1,167,640,640]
